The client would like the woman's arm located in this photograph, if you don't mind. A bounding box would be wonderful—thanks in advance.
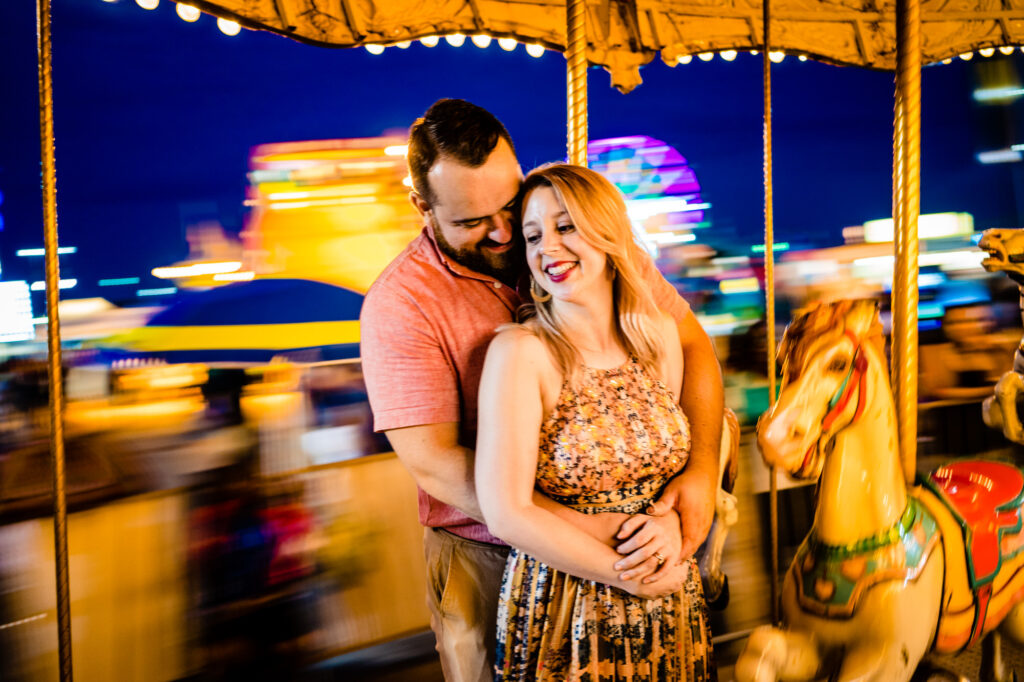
[477,329,647,587]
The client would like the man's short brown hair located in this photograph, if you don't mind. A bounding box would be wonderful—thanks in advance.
[407,99,516,206]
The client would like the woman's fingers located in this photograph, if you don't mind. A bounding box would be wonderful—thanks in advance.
[616,544,665,578]
[615,520,658,557]
[616,514,648,540]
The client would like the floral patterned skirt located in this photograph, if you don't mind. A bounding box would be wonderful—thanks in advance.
[494,480,716,682]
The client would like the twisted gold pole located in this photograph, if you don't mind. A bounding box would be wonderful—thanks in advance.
[566,0,588,167]
[762,0,780,626]
[35,1,73,680]
[893,0,921,485]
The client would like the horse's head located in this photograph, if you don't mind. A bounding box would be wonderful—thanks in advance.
[979,228,1024,283]
[757,299,887,480]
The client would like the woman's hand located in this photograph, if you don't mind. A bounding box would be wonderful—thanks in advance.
[612,508,682,583]
[619,560,690,599]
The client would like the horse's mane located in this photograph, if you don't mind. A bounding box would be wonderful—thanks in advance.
[779,299,885,380]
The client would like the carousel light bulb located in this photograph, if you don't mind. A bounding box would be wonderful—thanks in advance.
[750,49,759,56]
[720,50,737,61]
[942,58,953,64]
[1000,46,1016,55]
[395,40,411,49]
[526,43,545,58]
[175,4,200,22]
[677,54,693,65]
[698,52,714,61]
[365,44,385,55]
[471,35,492,48]
[445,34,466,47]
[498,38,517,51]
[420,36,439,47]
[769,51,785,63]
[960,52,974,61]
[217,18,241,35]
[980,47,996,57]
[135,0,159,9]
[798,54,808,62]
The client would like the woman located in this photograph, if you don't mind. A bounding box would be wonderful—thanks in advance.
[476,164,715,681]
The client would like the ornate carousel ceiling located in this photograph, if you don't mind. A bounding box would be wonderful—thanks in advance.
[186,0,1024,91]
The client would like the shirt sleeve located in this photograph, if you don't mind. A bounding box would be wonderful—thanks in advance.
[637,250,692,323]
[360,283,461,432]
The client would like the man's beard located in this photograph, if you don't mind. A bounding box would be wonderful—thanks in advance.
[432,220,523,284]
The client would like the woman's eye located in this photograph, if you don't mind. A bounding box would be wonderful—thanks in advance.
[525,234,540,244]
[557,224,574,233]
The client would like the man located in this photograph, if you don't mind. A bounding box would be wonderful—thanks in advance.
[360,99,724,681]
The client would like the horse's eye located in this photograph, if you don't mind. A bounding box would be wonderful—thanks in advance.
[828,357,848,373]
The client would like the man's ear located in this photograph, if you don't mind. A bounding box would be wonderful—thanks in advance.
[409,191,431,219]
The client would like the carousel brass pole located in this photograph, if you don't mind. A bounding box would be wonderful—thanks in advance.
[566,0,588,166]
[762,0,780,626]
[35,0,73,680]
[893,0,921,485]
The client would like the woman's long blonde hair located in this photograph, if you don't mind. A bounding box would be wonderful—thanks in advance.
[517,163,665,383]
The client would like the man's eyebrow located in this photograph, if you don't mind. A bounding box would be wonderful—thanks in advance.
[451,195,519,226]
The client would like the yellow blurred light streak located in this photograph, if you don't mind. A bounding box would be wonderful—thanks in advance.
[384,144,408,156]
[152,261,242,279]
[175,4,200,22]
[852,250,985,271]
[217,18,241,35]
[267,196,378,210]
[698,52,714,61]
[677,55,693,65]
[266,182,382,201]
[979,47,996,57]
[526,44,545,58]
[365,44,385,55]
[420,36,439,47]
[120,321,360,351]
[719,277,761,294]
[135,0,159,9]
[445,34,466,47]
[213,271,256,282]
[769,51,785,63]
[471,35,492,48]
[720,50,737,61]
[498,38,517,51]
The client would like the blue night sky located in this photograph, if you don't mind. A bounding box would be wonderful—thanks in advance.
[1,0,1022,303]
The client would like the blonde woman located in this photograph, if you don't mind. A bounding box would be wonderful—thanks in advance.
[476,164,715,681]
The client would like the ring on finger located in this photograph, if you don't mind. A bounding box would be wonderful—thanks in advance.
[653,552,666,566]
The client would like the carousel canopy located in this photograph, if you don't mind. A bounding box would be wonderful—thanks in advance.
[186,0,1024,91]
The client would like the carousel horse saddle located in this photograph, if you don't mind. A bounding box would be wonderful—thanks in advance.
[925,460,1024,589]
[919,460,1024,652]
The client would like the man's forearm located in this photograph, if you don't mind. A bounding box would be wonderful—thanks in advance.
[408,446,485,523]
[680,332,724,475]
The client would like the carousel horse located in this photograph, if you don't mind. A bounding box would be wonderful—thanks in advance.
[736,299,1024,682]
[696,406,741,608]
[979,228,1024,445]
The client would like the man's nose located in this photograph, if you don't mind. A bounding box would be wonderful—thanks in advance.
[489,211,515,244]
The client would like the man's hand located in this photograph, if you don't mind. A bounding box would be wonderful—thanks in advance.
[647,464,717,561]
[612,508,682,583]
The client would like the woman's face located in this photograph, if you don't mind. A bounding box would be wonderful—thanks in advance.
[521,185,609,302]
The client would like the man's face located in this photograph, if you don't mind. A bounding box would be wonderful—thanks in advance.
[413,138,524,282]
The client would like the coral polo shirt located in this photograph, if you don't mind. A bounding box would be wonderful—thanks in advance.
[360,226,691,545]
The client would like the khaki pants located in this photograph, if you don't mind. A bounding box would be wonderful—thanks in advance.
[423,527,509,682]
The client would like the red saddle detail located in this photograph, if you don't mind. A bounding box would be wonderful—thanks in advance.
[929,460,1024,586]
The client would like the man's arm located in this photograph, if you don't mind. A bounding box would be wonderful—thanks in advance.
[649,310,724,561]
[384,422,484,522]
[385,421,661,555]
